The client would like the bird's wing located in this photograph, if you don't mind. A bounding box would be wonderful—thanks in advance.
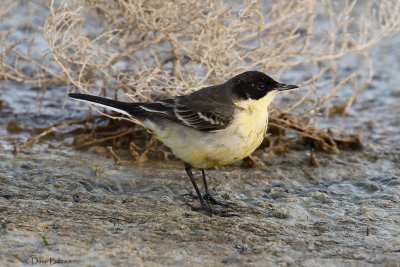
[69,83,236,132]
[138,95,234,131]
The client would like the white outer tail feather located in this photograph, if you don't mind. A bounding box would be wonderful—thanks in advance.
[70,97,131,116]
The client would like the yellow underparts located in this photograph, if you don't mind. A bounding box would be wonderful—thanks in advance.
[148,92,277,169]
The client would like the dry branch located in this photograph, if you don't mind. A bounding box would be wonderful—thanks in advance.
[1,0,400,157]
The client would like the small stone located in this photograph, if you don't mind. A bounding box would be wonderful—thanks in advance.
[259,202,273,209]
[308,240,315,250]
[272,208,290,219]
[311,191,329,200]
[270,187,285,195]
[20,164,31,169]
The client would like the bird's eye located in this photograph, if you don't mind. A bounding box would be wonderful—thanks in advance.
[258,83,266,90]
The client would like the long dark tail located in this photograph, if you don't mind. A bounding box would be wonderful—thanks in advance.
[68,93,139,116]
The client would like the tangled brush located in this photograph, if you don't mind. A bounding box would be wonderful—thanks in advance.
[2,0,400,157]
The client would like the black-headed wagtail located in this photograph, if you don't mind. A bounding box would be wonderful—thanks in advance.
[68,71,298,215]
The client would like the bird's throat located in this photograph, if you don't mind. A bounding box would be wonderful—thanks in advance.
[235,91,276,113]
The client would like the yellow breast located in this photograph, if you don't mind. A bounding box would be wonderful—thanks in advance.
[147,92,277,169]
[221,91,276,162]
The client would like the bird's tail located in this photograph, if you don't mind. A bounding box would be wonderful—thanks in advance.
[68,93,138,116]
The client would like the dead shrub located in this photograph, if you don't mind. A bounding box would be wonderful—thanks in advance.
[1,0,400,158]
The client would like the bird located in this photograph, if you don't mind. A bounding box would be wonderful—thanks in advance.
[68,71,298,216]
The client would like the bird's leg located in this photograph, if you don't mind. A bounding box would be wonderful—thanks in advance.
[182,165,238,217]
[201,169,230,207]
[201,169,210,194]
[180,169,212,200]
[184,163,212,215]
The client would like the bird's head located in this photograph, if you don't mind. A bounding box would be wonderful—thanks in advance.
[230,71,298,101]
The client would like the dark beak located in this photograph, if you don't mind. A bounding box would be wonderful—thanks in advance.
[276,83,298,91]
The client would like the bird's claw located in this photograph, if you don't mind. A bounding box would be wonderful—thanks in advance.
[181,202,239,217]
[179,192,198,200]
[203,193,232,208]
[180,192,238,217]
[180,191,232,207]
[181,201,213,216]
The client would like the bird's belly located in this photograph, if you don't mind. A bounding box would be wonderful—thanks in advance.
[146,108,268,169]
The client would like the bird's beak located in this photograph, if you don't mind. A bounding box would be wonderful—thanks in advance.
[276,83,298,91]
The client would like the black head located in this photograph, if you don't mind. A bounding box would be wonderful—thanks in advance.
[230,71,298,100]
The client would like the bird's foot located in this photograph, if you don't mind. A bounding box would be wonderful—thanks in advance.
[181,202,239,217]
[179,192,198,200]
[180,192,232,207]
[180,192,237,217]
[203,193,231,208]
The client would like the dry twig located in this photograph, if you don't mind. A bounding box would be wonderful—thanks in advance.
[1,0,400,157]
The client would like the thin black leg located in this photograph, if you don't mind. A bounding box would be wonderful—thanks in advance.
[185,163,212,215]
[201,169,230,207]
[201,169,209,194]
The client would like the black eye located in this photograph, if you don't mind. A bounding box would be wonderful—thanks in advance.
[258,83,266,90]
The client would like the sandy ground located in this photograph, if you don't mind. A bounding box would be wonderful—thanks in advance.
[1,3,400,267]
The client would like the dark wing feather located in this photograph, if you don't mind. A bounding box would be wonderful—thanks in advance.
[137,85,235,131]
[69,82,236,132]
[137,97,232,131]
[174,103,229,130]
